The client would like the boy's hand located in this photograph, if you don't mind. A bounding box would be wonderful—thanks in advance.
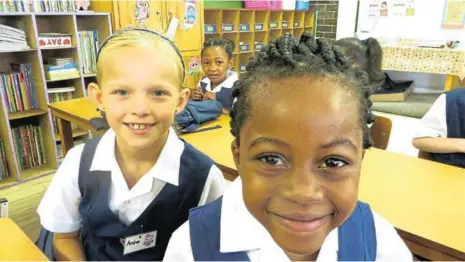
[191,87,204,100]
[203,91,216,101]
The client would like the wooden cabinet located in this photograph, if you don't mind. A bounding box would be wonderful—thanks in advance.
[165,0,203,51]
[91,0,204,52]
[182,51,202,89]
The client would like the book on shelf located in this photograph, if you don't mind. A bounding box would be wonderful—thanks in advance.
[0,63,38,113]
[12,124,47,171]
[0,23,30,51]
[0,0,76,12]
[48,86,77,133]
[44,58,80,81]
[0,139,9,180]
[78,30,98,74]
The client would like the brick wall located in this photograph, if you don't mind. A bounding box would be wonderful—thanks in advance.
[311,1,339,40]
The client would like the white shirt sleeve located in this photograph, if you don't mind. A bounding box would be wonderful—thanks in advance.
[373,212,413,261]
[163,222,194,261]
[197,164,227,206]
[36,144,84,233]
[413,94,447,139]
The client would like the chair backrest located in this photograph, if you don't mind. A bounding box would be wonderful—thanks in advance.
[0,198,8,218]
[417,150,432,160]
[370,115,392,150]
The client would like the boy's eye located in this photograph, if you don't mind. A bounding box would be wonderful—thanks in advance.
[258,154,286,166]
[203,61,210,65]
[319,157,348,169]
[216,61,223,65]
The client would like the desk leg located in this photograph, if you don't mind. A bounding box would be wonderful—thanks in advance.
[444,75,460,91]
[57,118,73,156]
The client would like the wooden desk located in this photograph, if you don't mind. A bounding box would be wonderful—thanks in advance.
[0,218,48,261]
[48,98,100,156]
[49,98,465,260]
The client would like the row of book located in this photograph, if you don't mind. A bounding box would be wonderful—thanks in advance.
[0,63,38,113]
[0,139,9,180]
[44,57,80,81]
[78,30,98,74]
[48,86,77,133]
[0,0,76,12]
[12,124,47,171]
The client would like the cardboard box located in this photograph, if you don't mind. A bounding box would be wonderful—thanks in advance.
[371,86,413,102]
[39,33,72,49]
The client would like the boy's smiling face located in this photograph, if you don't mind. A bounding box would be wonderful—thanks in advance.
[232,76,364,261]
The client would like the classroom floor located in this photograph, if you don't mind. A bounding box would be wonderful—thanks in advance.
[1,174,54,241]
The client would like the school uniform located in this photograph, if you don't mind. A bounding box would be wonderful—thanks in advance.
[36,127,226,260]
[164,177,413,261]
[198,70,238,111]
[413,88,465,168]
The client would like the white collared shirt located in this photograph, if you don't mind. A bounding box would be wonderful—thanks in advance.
[164,177,413,262]
[37,128,226,232]
[413,94,447,139]
[198,70,238,93]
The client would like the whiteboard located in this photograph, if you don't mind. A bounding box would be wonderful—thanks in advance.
[356,0,465,47]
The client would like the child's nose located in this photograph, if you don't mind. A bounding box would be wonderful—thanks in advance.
[280,167,324,204]
[132,96,150,116]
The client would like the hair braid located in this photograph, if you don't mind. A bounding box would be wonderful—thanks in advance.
[230,32,375,149]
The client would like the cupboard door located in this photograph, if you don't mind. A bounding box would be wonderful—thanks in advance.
[181,51,202,89]
[165,0,203,51]
[115,1,164,32]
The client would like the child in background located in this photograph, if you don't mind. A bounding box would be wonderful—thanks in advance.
[412,88,465,168]
[36,28,226,261]
[191,38,238,114]
[164,33,412,261]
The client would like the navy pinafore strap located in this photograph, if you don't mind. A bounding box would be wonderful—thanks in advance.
[189,199,377,261]
[189,197,250,261]
[338,201,377,261]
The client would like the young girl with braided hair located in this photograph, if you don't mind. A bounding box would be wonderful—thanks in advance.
[192,38,238,113]
[164,32,412,261]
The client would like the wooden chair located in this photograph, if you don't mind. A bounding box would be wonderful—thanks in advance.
[370,115,392,150]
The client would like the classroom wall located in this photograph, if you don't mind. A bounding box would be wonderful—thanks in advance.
[336,0,463,93]
[313,1,339,40]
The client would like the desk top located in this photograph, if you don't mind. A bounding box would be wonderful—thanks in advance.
[49,98,465,255]
[0,218,48,261]
[48,97,100,122]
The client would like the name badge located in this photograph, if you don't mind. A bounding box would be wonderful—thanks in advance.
[122,230,157,255]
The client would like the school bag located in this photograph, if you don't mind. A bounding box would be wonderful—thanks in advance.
[175,100,223,133]
[189,198,377,261]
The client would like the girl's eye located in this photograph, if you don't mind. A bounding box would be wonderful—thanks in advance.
[152,90,166,96]
[115,90,128,96]
[216,61,223,65]
[319,158,348,169]
[258,154,286,166]
[203,61,209,65]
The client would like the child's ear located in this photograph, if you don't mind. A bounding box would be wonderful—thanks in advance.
[231,139,241,170]
[88,82,104,111]
[176,88,190,113]
[228,57,235,70]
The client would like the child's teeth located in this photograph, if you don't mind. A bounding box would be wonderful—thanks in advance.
[140,124,145,129]
[134,124,140,130]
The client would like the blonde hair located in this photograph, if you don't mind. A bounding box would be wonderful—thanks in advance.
[96,26,185,87]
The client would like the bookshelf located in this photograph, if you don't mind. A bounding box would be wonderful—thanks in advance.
[0,12,111,189]
[204,8,315,76]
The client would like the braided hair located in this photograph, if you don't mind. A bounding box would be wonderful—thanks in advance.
[230,32,375,149]
[202,38,235,59]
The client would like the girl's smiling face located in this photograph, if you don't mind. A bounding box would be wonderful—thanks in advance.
[232,76,364,261]
[90,45,189,152]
